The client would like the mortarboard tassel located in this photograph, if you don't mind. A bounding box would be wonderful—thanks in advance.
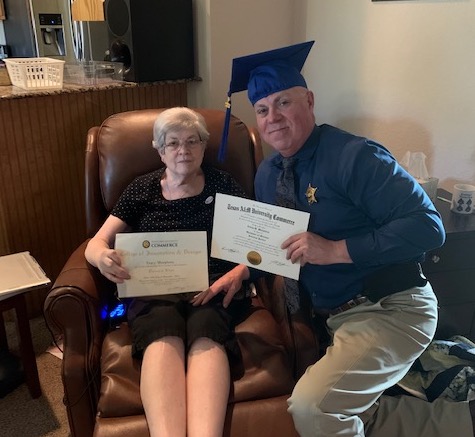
[218,96,232,162]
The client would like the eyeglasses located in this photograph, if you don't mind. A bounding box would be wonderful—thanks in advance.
[158,137,203,152]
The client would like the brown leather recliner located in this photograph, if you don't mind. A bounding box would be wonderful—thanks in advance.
[43,108,320,437]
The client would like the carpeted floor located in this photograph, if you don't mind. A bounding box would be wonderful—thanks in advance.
[0,314,69,437]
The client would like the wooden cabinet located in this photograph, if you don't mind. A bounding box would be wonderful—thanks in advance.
[422,189,475,340]
[0,81,188,316]
[71,0,104,21]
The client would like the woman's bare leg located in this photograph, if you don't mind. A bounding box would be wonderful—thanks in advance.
[140,336,186,437]
[187,337,230,437]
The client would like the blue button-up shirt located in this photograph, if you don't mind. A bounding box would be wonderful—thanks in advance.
[254,124,445,309]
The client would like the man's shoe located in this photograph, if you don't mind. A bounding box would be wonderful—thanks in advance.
[469,400,475,436]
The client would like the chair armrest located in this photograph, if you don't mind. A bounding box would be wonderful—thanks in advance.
[256,275,321,380]
[43,240,115,437]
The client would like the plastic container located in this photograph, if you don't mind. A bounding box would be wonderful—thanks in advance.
[63,61,124,86]
[3,57,65,90]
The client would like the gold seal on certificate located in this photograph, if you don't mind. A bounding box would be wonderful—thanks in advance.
[211,193,310,280]
[246,251,262,265]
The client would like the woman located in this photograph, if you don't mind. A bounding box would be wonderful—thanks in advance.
[85,107,251,437]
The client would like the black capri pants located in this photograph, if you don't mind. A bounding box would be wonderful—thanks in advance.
[127,292,251,361]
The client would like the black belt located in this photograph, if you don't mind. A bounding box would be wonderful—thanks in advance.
[328,294,368,316]
[317,262,427,317]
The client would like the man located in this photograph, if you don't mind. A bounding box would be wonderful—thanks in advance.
[218,41,475,436]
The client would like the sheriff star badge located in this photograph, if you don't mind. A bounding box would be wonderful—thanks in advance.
[305,183,318,205]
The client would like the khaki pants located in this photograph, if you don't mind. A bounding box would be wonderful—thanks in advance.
[287,284,473,436]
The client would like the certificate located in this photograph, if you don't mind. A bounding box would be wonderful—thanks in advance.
[211,193,310,280]
[115,231,209,298]
[0,251,51,302]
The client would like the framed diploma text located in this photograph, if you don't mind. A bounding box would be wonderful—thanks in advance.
[211,193,310,280]
[115,231,209,298]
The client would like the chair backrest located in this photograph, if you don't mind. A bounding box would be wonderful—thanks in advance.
[85,108,262,237]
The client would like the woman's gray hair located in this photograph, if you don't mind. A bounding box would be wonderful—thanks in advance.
[152,107,210,152]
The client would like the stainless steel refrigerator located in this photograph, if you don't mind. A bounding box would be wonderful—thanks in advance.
[2,0,109,61]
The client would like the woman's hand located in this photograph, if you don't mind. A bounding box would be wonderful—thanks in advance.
[95,248,131,283]
[281,232,353,266]
[84,215,130,283]
[191,264,250,308]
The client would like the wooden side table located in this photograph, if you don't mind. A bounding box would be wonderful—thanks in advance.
[423,188,475,340]
[0,251,50,398]
[0,292,41,398]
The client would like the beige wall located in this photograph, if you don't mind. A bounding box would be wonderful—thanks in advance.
[188,0,305,155]
[3,1,472,191]
[306,0,475,191]
[191,0,475,192]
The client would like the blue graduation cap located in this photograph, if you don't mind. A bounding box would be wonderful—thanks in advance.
[218,41,315,161]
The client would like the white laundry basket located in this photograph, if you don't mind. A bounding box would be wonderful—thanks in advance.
[4,57,65,90]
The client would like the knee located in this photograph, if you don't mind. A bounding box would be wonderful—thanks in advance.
[145,336,184,354]
[288,385,365,436]
[287,376,326,428]
[189,336,223,351]
[288,390,312,419]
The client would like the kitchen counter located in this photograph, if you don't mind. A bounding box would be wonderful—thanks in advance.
[0,81,134,99]
[0,78,196,99]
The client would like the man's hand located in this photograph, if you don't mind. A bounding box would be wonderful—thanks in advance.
[281,232,352,266]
